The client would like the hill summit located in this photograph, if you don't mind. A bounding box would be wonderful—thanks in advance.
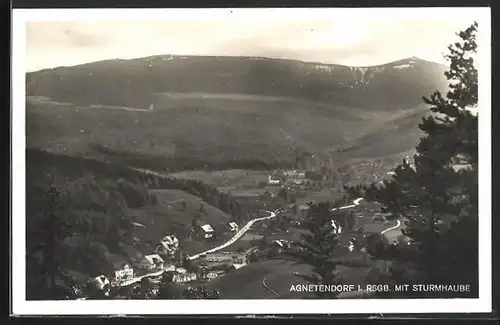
[27,55,447,111]
[26,55,449,169]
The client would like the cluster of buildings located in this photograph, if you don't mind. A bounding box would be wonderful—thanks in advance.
[87,221,247,295]
[88,234,195,294]
[194,222,239,240]
[268,170,308,186]
[196,251,248,281]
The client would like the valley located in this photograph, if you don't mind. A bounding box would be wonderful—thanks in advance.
[26,54,440,300]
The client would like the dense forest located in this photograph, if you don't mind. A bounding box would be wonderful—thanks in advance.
[26,149,259,299]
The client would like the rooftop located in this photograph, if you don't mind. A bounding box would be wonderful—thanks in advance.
[161,235,179,245]
[201,224,214,233]
[144,254,164,265]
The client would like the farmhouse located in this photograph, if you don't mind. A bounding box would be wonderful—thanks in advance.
[273,239,291,249]
[204,252,246,264]
[155,234,180,256]
[228,222,239,232]
[282,170,307,180]
[268,175,281,185]
[331,220,343,235]
[172,272,197,284]
[160,264,176,273]
[176,267,187,274]
[90,275,110,295]
[140,254,164,271]
[112,262,134,282]
[232,262,247,270]
[200,224,214,239]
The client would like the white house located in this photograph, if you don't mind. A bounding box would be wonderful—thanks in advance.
[172,273,197,283]
[283,170,306,179]
[112,263,134,282]
[232,262,247,270]
[273,239,291,250]
[140,254,164,271]
[200,224,214,239]
[176,267,187,274]
[164,264,176,272]
[162,235,179,249]
[331,220,343,235]
[90,275,110,296]
[204,252,246,263]
[155,235,180,256]
[229,222,239,232]
[268,175,281,185]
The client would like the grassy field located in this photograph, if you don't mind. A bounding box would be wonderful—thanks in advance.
[205,259,314,298]
[26,92,430,173]
[131,189,234,255]
[170,169,270,188]
[205,256,383,299]
[295,187,343,205]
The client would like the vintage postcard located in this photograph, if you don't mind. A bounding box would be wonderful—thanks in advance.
[11,7,491,315]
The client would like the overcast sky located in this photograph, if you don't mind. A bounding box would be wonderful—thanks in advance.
[24,11,479,72]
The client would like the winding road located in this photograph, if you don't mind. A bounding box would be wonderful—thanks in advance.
[381,219,402,235]
[188,209,279,260]
[122,165,368,288]
[332,197,364,211]
[258,197,365,297]
[116,209,279,287]
[189,197,366,261]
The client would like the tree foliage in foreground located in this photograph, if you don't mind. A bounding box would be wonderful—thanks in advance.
[354,22,479,297]
[288,201,348,298]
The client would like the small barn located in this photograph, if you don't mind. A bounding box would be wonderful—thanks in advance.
[200,224,214,239]
[228,222,239,232]
[140,254,164,271]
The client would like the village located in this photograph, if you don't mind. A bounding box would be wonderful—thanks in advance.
[85,222,248,297]
[80,168,397,299]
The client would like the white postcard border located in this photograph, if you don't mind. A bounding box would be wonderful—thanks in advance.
[11,7,492,315]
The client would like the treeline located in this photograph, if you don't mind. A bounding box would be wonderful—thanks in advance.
[28,149,259,224]
[26,149,259,299]
[89,143,293,172]
[26,174,145,299]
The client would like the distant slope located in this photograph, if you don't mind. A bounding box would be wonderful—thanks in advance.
[133,188,233,237]
[26,149,240,246]
[26,55,448,169]
[27,55,447,110]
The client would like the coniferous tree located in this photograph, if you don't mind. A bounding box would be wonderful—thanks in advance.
[370,22,479,295]
[26,179,73,299]
[288,201,344,298]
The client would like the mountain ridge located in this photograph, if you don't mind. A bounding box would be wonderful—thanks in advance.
[26,54,448,111]
[26,54,449,169]
[27,54,444,73]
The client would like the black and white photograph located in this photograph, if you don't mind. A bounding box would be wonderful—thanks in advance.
[11,7,491,315]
